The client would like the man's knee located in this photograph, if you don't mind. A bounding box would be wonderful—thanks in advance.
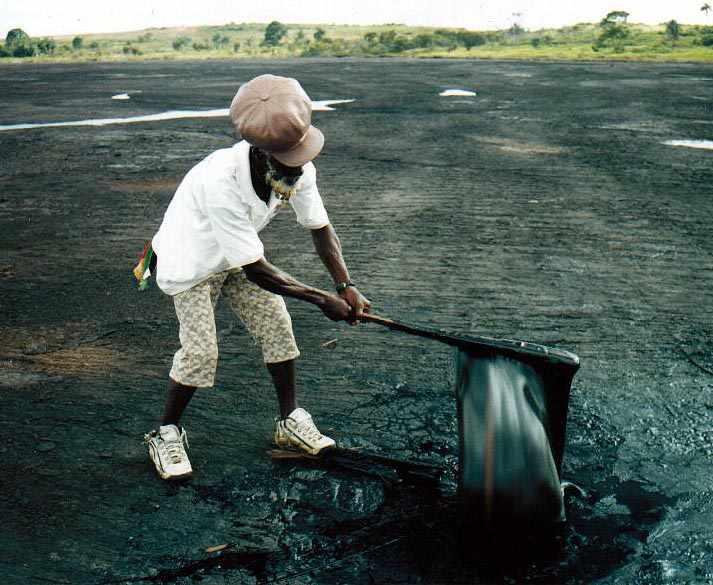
[171,342,219,387]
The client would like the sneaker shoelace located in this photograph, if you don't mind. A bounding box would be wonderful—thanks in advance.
[161,429,189,464]
[293,418,323,443]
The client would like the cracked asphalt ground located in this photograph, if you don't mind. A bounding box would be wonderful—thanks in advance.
[1,58,713,584]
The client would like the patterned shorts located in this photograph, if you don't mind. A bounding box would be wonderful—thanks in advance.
[169,268,300,388]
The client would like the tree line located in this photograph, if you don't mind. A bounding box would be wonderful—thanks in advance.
[3,10,713,60]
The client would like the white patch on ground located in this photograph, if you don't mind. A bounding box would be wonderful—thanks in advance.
[111,90,142,100]
[439,89,477,97]
[0,99,355,132]
[0,109,228,131]
[596,121,673,134]
[312,99,355,111]
[663,139,713,151]
[668,77,713,82]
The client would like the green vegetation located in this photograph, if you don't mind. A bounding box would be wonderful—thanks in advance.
[1,17,713,64]
[666,20,681,44]
[594,13,631,52]
[263,21,288,46]
[172,36,191,51]
[2,27,58,57]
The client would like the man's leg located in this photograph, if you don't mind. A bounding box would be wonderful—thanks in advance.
[266,359,297,419]
[145,273,225,480]
[161,377,197,426]
[222,269,301,410]
[222,269,335,454]
[161,273,225,422]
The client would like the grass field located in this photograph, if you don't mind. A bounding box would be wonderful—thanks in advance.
[2,20,713,64]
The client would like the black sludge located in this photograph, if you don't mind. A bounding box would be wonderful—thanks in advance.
[454,339,580,537]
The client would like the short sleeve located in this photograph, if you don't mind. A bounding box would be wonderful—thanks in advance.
[290,162,330,229]
[204,176,264,267]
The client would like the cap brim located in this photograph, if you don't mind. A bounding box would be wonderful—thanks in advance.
[270,125,324,167]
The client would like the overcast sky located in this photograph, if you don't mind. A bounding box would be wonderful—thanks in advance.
[2,0,711,38]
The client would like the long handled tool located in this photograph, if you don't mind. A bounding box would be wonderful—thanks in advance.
[361,311,581,532]
[360,312,579,368]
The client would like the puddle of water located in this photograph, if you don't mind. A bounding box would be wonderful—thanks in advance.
[0,99,355,132]
[663,139,713,150]
[439,89,477,97]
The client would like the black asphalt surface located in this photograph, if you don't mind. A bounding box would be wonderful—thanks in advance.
[1,57,712,584]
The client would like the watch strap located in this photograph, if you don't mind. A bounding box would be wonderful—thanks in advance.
[336,281,355,293]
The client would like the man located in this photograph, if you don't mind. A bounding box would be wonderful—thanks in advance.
[142,74,371,481]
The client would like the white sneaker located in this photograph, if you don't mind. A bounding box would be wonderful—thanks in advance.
[274,407,336,455]
[143,424,193,480]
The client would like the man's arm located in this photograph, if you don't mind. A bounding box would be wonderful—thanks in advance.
[242,257,351,322]
[311,224,371,322]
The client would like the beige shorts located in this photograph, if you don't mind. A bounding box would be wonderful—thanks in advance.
[169,268,300,388]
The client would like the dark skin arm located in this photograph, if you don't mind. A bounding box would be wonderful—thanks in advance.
[311,223,371,323]
[242,257,352,322]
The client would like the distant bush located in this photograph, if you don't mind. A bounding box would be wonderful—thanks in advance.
[192,41,210,51]
[233,41,241,52]
[5,28,30,49]
[595,12,630,51]
[211,33,230,49]
[356,28,489,55]
[37,37,56,54]
[313,27,326,41]
[5,28,36,57]
[137,32,153,43]
[457,31,486,49]
[702,34,713,46]
[507,23,525,37]
[122,44,141,55]
[13,44,35,57]
[530,34,553,48]
[88,41,99,49]
[172,36,191,50]
[665,20,681,43]
[72,36,83,50]
[600,11,629,26]
[263,21,287,46]
[411,33,433,48]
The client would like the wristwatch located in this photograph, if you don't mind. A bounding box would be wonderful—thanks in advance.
[335,281,355,293]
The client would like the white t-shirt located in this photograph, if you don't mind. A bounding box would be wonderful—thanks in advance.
[151,140,330,295]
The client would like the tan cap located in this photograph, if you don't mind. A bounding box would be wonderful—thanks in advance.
[229,74,324,167]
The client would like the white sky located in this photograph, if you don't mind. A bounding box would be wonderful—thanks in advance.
[1,0,711,38]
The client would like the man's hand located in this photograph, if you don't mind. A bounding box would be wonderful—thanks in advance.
[320,294,353,322]
[339,286,372,324]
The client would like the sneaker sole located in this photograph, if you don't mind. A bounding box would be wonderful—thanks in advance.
[274,435,336,456]
[157,468,193,481]
[148,443,193,481]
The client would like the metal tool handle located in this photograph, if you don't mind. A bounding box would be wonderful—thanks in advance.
[360,312,455,345]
